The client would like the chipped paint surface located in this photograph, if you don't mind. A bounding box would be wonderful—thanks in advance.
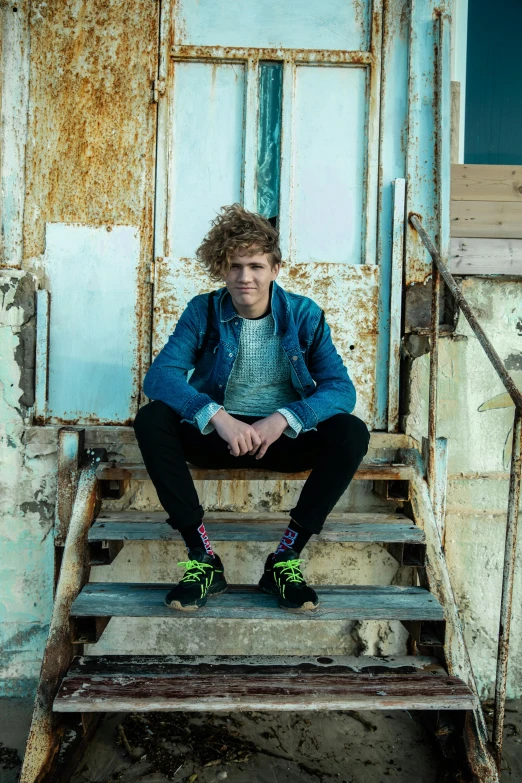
[406,277,522,699]
[22,0,159,419]
[0,272,55,696]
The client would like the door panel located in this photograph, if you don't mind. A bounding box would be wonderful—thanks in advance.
[291,66,367,264]
[175,0,369,51]
[154,0,382,428]
[169,62,245,260]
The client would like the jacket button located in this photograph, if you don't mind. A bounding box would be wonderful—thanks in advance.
[292,355,298,361]
[229,352,233,358]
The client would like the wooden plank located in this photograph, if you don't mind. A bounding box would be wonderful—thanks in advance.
[70,583,444,622]
[451,200,522,239]
[95,461,415,482]
[54,656,476,712]
[451,164,522,202]
[64,654,447,676]
[449,237,522,276]
[22,426,419,451]
[89,511,425,544]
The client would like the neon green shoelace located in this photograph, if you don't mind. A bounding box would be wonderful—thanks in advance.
[274,559,305,584]
[177,560,214,583]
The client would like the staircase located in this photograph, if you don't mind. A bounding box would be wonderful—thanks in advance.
[20,430,498,783]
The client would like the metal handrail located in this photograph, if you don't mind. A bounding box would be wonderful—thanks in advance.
[409,213,522,773]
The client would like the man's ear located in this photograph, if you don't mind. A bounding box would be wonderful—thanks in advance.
[272,263,281,279]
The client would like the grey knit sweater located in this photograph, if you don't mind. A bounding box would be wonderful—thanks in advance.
[194,311,303,437]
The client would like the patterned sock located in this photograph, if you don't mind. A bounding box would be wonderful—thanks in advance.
[179,522,215,557]
[273,519,313,558]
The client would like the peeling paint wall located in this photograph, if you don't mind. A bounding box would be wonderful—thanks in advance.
[0,0,159,696]
[0,270,55,696]
[405,277,522,698]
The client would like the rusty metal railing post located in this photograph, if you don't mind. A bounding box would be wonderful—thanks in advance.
[493,410,522,770]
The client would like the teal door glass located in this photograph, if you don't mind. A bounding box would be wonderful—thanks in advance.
[257,62,283,223]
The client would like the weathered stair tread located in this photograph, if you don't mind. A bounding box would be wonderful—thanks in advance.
[71,583,444,621]
[96,461,414,482]
[89,511,425,544]
[53,654,476,712]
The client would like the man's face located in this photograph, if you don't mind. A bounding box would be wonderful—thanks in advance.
[223,249,280,311]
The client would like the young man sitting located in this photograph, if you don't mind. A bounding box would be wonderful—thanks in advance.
[133,204,370,612]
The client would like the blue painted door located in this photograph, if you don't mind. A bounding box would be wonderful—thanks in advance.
[153,0,412,430]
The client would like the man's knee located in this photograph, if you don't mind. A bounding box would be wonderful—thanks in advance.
[321,413,370,456]
[133,399,178,437]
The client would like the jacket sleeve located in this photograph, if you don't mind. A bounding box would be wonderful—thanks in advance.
[142,298,217,425]
[281,311,356,431]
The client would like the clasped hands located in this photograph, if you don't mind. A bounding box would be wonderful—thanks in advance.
[210,408,288,459]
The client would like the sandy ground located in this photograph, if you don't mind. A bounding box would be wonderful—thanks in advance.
[1,699,521,783]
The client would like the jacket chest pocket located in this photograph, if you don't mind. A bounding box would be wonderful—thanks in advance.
[192,339,219,384]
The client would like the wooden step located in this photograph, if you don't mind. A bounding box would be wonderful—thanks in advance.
[88,511,426,566]
[53,654,476,713]
[70,584,445,646]
[96,461,414,482]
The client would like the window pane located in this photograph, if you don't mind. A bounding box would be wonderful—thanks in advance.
[257,62,283,222]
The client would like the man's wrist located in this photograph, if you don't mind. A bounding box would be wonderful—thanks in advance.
[210,407,228,423]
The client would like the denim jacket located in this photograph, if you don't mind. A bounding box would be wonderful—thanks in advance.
[142,280,356,432]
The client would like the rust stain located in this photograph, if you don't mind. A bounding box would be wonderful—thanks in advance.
[23,0,159,408]
[170,45,373,66]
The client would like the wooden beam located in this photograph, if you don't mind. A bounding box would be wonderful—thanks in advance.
[449,237,522,275]
[95,461,415,482]
[451,164,522,202]
[451,200,522,239]
[53,655,476,713]
[70,583,445,623]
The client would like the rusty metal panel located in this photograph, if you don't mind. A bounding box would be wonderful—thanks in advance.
[405,2,452,288]
[374,0,409,427]
[175,0,370,51]
[153,260,379,427]
[23,0,159,415]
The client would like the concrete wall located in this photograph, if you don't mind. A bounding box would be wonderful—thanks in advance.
[405,277,522,698]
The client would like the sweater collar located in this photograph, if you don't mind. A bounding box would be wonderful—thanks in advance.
[218,280,289,336]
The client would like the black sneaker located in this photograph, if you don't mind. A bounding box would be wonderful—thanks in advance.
[258,548,319,611]
[164,548,228,611]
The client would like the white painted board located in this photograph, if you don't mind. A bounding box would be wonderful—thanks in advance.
[44,223,140,424]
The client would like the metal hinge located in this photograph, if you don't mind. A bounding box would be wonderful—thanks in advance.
[152,79,166,103]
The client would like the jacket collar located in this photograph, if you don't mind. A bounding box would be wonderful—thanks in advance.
[218,279,290,336]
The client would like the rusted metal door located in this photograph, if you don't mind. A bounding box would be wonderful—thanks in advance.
[153,0,396,429]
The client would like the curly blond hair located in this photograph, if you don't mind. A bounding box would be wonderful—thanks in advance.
[196,203,282,281]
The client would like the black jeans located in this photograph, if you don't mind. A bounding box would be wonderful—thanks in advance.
[133,400,370,535]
